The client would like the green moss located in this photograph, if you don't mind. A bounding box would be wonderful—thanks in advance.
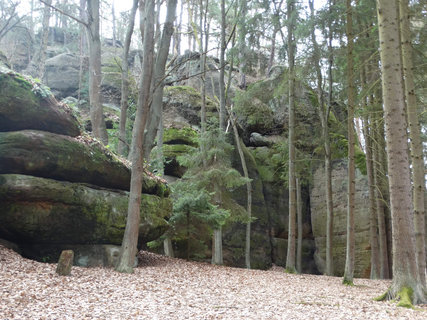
[164,85,216,110]
[396,287,414,308]
[163,144,194,158]
[342,278,354,286]
[374,290,389,302]
[164,127,199,147]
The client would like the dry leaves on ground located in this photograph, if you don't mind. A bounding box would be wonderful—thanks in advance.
[1,245,426,319]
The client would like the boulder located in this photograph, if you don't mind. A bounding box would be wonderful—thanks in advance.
[0,130,168,196]
[56,250,74,276]
[310,161,371,278]
[0,174,172,246]
[162,85,216,128]
[44,53,81,99]
[0,67,81,136]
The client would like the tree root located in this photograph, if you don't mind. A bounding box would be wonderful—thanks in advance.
[374,287,414,308]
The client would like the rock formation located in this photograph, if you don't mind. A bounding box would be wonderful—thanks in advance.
[0,64,172,267]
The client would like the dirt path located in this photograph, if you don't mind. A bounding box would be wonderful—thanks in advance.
[1,246,426,319]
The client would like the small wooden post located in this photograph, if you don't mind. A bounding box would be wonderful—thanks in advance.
[56,250,74,276]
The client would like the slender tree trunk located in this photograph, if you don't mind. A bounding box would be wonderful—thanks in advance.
[87,0,108,145]
[343,0,355,285]
[373,114,391,279]
[112,0,116,48]
[361,66,380,279]
[228,109,252,269]
[399,0,426,286]
[116,0,155,274]
[325,0,335,277]
[118,0,139,156]
[143,0,178,159]
[219,0,226,131]
[163,236,174,258]
[36,0,52,80]
[238,0,247,89]
[212,227,223,265]
[285,0,297,273]
[296,178,303,273]
[376,0,426,304]
[77,0,87,106]
[309,0,334,276]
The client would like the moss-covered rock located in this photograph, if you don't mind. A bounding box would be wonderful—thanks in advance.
[0,130,168,196]
[163,127,198,147]
[0,66,81,136]
[0,174,172,245]
[163,86,216,127]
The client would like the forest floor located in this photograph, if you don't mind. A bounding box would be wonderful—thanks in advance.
[1,245,426,320]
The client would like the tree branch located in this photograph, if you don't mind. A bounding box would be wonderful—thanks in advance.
[39,0,88,27]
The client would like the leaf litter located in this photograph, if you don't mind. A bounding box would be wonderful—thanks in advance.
[1,245,426,319]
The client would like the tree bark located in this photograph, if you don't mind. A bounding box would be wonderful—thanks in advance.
[87,0,108,145]
[309,0,334,276]
[296,178,302,273]
[238,0,247,89]
[373,113,391,279]
[285,0,297,273]
[142,0,178,159]
[116,0,155,274]
[37,0,52,80]
[343,0,355,286]
[118,0,139,156]
[399,0,426,286]
[376,0,426,304]
[361,66,380,279]
[219,0,226,131]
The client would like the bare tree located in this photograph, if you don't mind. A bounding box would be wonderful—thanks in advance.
[285,0,297,273]
[39,0,108,145]
[115,0,156,273]
[343,0,356,286]
[118,0,139,156]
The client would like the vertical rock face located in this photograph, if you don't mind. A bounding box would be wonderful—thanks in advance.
[310,161,371,277]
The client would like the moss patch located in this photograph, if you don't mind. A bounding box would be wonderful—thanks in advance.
[164,127,198,147]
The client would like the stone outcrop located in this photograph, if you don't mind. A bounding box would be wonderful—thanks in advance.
[310,161,371,278]
[44,53,81,99]
[0,64,172,266]
[0,174,171,246]
[0,130,167,196]
[0,66,81,136]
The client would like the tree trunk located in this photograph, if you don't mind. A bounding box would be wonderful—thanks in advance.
[399,0,426,286]
[376,0,426,304]
[285,0,297,273]
[309,0,334,276]
[219,0,226,131]
[86,0,108,145]
[343,0,355,286]
[296,178,302,273]
[37,0,52,80]
[163,236,174,258]
[361,65,380,279]
[118,0,139,156]
[142,0,178,159]
[212,227,223,265]
[373,114,391,279]
[238,0,247,89]
[228,109,252,269]
[116,0,155,274]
